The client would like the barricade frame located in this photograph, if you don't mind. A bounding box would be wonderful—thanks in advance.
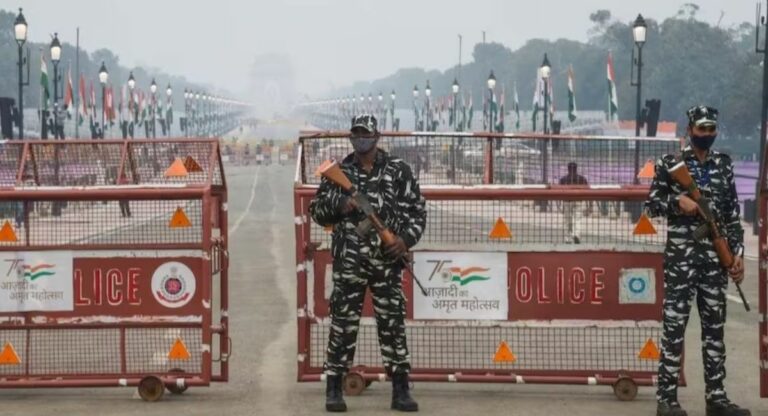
[295,131,685,400]
[0,139,229,400]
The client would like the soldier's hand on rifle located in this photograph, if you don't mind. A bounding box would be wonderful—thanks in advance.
[729,256,745,284]
[338,197,358,215]
[384,236,408,259]
[678,195,699,216]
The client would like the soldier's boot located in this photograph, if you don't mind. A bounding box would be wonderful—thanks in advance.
[657,401,688,416]
[325,375,347,412]
[705,401,751,416]
[391,372,418,412]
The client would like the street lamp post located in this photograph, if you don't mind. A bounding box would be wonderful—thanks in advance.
[630,13,647,185]
[487,71,496,132]
[194,92,200,136]
[390,90,396,132]
[166,83,172,136]
[50,33,62,140]
[451,78,460,183]
[98,62,108,138]
[184,89,190,136]
[128,72,136,137]
[150,79,157,138]
[540,55,552,184]
[378,92,384,129]
[412,86,419,130]
[15,8,29,139]
[452,78,460,132]
[425,81,432,131]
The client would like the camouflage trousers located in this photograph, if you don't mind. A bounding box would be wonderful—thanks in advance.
[324,257,410,376]
[657,254,728,404]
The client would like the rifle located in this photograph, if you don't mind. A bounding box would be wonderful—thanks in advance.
[668,161,750,311]
[319,161,429,297]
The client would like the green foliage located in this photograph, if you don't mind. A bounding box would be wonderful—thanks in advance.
[336,5,763,141]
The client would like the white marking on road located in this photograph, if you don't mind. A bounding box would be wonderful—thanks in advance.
[229,166,260,236]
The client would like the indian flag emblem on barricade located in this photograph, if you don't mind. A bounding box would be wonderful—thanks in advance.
[444,267,491,286]
[22,263,56,281]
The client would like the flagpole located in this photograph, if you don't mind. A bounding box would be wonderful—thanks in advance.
[75,27,80,139]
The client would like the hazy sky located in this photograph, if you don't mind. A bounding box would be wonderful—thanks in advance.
[4,0,754,98]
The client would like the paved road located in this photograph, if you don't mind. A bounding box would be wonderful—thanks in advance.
[0,162,765,415]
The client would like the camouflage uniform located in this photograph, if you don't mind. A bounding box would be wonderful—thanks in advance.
[644,145,743,407]
[309,149,427,377]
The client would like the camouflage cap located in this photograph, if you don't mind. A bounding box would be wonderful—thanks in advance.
[350,114,378,134]
[686,105,718,127]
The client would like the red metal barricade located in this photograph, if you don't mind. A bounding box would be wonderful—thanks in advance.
[0,139,229,401]
[295,131,683,399]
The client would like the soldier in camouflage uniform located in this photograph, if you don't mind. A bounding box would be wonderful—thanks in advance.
[644,106,748,416]
[309,114,427,413]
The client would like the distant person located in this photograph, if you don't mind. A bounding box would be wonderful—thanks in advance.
[559,162,589,244]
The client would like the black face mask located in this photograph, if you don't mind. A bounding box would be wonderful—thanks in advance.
[691,134,717,150]
[351,137,377,153]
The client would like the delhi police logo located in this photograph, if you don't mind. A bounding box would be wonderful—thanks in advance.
[619,268,656,304]
[151,261,196,308]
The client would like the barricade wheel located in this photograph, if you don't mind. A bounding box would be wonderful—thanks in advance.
[613,377,638,401]
[343,373,366,396]
[166,368,189,395]
[138,376,165,402]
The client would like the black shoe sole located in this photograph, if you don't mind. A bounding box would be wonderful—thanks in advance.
[391,404,419,412]
[326,404,347,412]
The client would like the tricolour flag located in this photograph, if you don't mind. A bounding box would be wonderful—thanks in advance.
[40,52,50,111]
[64,64,74,119]
[89,81,96,124]
[496,85,505,133]
[166,93,173,125]
[78,73,87,125]
[466,92,473,130]
[513,82,520,131]
[607,52,619,122]
[532,70,544,132]
[567,64,577,122]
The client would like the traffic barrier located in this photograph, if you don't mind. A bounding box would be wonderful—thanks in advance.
[294,131,683,400]
[0,139,229,401]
